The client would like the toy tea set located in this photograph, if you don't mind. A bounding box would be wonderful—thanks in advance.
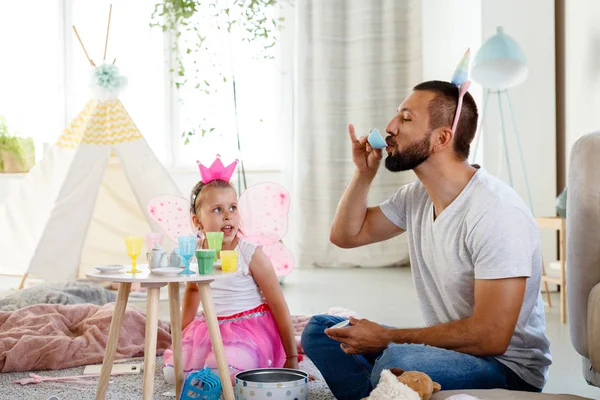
[145,156,295,279]
[95,230,238,277]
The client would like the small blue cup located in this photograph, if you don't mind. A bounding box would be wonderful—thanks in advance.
[368,128,386,149]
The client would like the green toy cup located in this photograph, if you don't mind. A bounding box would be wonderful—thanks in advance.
[196,249,216,275]
[205,232,224,262]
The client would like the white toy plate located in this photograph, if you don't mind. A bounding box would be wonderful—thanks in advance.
[94,265,125,273]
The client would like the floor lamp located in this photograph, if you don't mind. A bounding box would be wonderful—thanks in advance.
[470,27,534,212]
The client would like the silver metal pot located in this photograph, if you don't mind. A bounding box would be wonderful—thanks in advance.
[235,368,309,400]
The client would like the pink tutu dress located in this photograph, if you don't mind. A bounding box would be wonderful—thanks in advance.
[163,239,286,383]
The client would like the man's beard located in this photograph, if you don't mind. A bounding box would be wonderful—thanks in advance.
[385,132,432,172]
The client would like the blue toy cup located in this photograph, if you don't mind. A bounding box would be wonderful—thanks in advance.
[368,128,386,149]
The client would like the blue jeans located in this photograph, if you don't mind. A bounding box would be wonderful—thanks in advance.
[301,315,541,400]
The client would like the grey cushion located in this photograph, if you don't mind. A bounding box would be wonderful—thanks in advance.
[567,132,600,369]
[432,390,590,399]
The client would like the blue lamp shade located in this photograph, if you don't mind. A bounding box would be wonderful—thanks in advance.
[471,26,528,90]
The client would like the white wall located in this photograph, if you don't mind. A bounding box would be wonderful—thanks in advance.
[422,0,557,264]
[563,0,600,177]
[421,0,482,80]
[480,1,556,218]
[421,0,483,122]
[481,0,557,266]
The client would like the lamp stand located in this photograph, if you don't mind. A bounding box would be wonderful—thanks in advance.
[471,88,534,212]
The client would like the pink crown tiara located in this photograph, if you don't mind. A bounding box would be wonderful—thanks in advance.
[197,155,238,184]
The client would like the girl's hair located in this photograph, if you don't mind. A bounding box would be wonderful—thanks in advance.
[190,179,235,215]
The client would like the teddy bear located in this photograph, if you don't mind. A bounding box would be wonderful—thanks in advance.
[364,368,441,400]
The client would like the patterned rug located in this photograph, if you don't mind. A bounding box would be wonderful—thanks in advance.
[0,356,334,400]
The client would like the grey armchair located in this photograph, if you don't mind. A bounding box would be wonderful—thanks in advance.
[567,131,600,387]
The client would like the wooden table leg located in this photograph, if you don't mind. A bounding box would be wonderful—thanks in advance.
[168,282,184,398]
[198,283,235,400]
[142,286,161,400]
[96,282,131,400]
[541,259,552,307]
[17,273,28,290]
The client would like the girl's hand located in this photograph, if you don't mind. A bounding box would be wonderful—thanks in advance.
[283,356,299,370]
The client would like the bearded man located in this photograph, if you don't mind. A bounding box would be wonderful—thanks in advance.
[301,80,552,399]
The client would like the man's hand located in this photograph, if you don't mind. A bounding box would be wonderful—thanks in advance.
[325,317,390,355]
[349,124,383,177]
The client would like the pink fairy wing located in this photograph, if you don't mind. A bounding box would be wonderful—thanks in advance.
[238,183,290,245]
[147,195,194,243]
[262,242,295,277]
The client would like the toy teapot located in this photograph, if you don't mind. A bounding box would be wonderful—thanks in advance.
[168,249,183,268]
[147,245,168,270]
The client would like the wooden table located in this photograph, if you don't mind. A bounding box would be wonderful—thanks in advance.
[86,265,235,400]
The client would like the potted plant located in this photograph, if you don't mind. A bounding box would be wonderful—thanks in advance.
[0,116,35,173]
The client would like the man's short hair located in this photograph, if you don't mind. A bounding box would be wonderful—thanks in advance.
[413,80,478,160]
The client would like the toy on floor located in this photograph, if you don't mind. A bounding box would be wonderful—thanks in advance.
[14,372,106,386]
[364,368,441,400]
[179,367,222,400]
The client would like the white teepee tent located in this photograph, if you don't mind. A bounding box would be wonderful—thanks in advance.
[0,13,182,287]
[0,84,181,286]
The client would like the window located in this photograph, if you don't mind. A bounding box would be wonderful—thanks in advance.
[171,2,284,171]
[0,0,64,160]
[0,0,285,171]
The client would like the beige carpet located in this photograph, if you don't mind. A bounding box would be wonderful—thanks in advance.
[0,356,334,400]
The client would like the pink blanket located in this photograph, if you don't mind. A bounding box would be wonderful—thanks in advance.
[0,303,171,373]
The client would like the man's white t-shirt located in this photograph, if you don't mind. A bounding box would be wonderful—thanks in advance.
[379,168,552,389]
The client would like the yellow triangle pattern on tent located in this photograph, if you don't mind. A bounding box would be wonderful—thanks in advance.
[56,99,143,148]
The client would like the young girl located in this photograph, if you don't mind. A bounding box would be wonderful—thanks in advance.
[163,176,298,384]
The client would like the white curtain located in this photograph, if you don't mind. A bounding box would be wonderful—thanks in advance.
[282,0,422,268]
